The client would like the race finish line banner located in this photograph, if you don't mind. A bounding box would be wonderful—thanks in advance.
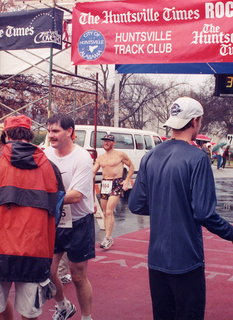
[72,0,233,65]
[0,8,64,50]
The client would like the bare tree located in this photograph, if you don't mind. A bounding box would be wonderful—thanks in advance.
[0,74,49,122]
[89,65,132,126]
[1,62,232,137]
[119,75,191,132]
[197,78,233,136]
[0,72,99,125]
[0,0,15,12]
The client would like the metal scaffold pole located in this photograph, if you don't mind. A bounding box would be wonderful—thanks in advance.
[114,69,120,127]
[48,47,53,119]
[47,0,56,118]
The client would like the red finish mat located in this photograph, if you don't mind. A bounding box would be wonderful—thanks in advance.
[11,228,233,319]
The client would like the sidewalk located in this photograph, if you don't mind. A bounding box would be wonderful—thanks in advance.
[11,227,233,320]
[212,165,233,178]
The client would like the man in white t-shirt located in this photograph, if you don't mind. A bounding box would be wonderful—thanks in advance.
[45,114,95,320]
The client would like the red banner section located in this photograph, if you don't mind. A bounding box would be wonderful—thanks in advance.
[72,0,233,65]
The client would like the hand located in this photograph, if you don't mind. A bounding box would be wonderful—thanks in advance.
[122,180,129,191]
[94,203,98,214]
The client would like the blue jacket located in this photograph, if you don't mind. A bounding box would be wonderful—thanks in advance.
[128,139,233,274]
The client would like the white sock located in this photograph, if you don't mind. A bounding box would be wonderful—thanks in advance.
[81,315,92,320]
[56,298,70,310]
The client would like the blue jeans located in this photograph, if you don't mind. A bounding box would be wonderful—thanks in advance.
[216,155,222,169]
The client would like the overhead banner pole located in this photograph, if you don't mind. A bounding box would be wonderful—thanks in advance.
[114,70,120,127]
[48,46,54,119]
[48,0,57,119]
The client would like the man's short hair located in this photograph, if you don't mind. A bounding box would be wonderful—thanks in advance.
[47,113,75,132]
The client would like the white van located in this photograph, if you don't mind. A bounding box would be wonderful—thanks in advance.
[74,125,162,182]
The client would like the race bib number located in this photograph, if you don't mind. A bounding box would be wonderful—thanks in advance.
[101,180,113,194]
[58,204,72,228]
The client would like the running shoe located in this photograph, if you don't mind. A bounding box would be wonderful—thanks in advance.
[52,301,76,320]
[60,274,72,284]
[100,237,114,249]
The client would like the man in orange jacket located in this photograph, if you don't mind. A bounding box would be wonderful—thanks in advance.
[0,115,64,320]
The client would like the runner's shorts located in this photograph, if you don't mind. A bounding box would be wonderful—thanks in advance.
[54,213,95,263]
[0,282,44,318]
[100,177,124,200]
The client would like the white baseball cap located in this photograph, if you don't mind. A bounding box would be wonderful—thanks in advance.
[163,97,204,130]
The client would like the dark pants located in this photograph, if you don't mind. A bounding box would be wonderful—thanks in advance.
[221,157,227,168]
[149,267,206,320]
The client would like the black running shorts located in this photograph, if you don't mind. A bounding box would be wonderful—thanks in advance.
[54,214,95,263]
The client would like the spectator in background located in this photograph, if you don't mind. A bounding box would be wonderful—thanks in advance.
[0,115,64,320]
[221,145,230,169]
[216,145,224,169]
[202,142,212,164]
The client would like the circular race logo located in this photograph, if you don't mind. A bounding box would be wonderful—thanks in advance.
[78,30,105,61]
[170,103,182,116]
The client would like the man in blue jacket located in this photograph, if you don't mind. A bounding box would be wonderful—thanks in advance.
[128,97,233,320]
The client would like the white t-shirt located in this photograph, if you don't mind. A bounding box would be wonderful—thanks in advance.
[45,145,94,222]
